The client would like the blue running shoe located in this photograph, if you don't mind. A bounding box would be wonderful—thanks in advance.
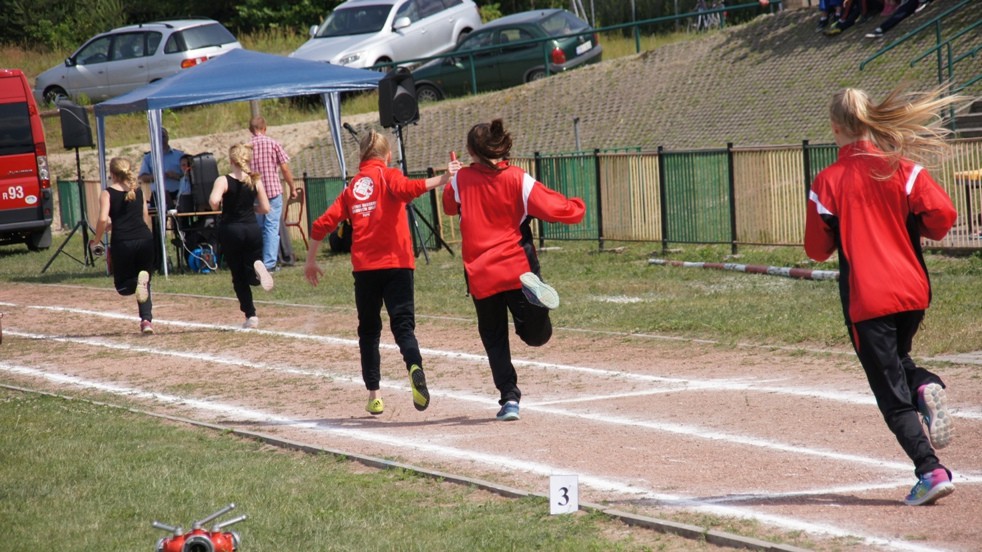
[904,468,954,506]
[918,383,953,449]
[496,401,520,421]
[519,272,559,309]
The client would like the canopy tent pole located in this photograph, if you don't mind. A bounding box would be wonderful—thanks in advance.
[146,110,169,277]
[324,92,347,180]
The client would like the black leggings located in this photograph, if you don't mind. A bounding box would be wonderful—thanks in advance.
[353,268,422,390]
[111,237,154,322]
[218,222,263,319]
[472,288,552,405]
[850,310,945,477]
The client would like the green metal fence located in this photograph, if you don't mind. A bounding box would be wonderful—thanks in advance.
[658,146,731,246]
[533,152,599,243]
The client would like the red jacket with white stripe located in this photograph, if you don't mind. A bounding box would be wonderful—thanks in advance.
[310,159,427,272]
[443,162,585,300]
[804,141,956,324]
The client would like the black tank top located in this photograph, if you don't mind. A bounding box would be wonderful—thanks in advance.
[220,175,259,225]
[107,187,152,243]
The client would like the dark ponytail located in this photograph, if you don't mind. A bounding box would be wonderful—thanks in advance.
[467,118,512,169]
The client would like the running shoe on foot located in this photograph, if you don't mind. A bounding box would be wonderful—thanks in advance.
[366,397,384,415]
[136,270,150,303]
[496,401,520,421]
[242,316,259,329]
[905,468,954,506]
[865,28,884,39]
[519,272,560,309]
[140,320,154,335]
[254,260,274,291]
[409,364,430,411]
[918,383,953,449]
[823,21,842,36]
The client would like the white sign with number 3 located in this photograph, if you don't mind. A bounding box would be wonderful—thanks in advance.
[549,474,579,515]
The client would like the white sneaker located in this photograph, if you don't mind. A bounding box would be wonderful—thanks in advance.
[242,316,259,329]
[519,272,560,309]
[136,270,150,303]
[254,260,274,291]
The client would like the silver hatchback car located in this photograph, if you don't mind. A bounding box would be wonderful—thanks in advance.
[290,0,482,70]
[34,19,242,105]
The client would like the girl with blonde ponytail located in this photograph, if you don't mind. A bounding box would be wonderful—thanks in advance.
[805,85,969,506]
[209,143,273,329]
[304,128,460,415]
[90,157,156,334]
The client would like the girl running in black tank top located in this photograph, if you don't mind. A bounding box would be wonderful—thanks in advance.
[90,157,155,334]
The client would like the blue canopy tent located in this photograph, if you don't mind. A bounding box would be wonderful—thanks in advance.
[93,48,382,276]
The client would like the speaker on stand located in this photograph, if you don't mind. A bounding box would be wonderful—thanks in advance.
[377,67,452,263]
[42,101,97,273]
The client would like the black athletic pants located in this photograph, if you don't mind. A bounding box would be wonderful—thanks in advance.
[849,310,945,476]
[353,268,422,391]
[218,222,263,319]
[111,237,154,322]
[472,288,553,405]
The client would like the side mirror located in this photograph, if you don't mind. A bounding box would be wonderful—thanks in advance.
[309,25,318,38]
[65,57,75,67]
[393,16,411,31]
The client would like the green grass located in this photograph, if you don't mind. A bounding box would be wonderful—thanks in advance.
[0,390,693,552]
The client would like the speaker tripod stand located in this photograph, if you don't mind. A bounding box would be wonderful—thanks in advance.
[392,123,453,263]
[42,147,95,273]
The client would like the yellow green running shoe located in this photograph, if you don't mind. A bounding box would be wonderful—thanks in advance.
[366,397,384,415]
[409,364,430,411]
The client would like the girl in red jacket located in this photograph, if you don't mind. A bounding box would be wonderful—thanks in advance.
[444,119,585,421]
[304,130,459,416]
[804,86,965,506]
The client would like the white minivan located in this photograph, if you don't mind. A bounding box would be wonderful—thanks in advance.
[290,0,482,70]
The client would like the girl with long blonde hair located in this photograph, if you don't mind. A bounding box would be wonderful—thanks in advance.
[304,129,460,416]
[209,143,273,329]
[805,85,969,506]
[89,157,156,334]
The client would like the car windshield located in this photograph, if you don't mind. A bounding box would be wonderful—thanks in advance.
[540,11,589,37]
[315,5,394,38]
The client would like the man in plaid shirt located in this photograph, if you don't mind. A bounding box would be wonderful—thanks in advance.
[249,116,297,270]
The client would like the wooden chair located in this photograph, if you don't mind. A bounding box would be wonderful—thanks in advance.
[282,187,308,250]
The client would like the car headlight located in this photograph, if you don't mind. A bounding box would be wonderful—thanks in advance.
[338,53,362,66]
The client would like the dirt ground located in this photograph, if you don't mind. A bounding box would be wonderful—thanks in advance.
[1,280,980,551]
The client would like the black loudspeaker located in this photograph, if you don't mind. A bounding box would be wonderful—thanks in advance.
[58,101,93,149]
[190,152,219,210]
[378,67,419,128]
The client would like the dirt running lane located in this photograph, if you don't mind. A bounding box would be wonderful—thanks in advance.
[1,282,980,551]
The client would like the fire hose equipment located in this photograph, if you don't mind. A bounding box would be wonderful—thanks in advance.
[153,503,247,552]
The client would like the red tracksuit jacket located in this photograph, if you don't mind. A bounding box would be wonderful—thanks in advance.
[443,161,585,299]
[310,158,427,272]
[804,141,956,324]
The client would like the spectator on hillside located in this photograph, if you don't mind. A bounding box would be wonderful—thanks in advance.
[865,0,931,39]
[824,0,884,36]
[815,0,844,31]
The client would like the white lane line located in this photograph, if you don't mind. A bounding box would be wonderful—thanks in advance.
[10,303,982,422]
[9,329,978,478]
[0,361,961,552]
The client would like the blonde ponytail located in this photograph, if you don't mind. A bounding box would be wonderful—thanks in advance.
[359,129,391,164]
[109,157,139,201]
[229,143,261,191]
[830,84,970,170]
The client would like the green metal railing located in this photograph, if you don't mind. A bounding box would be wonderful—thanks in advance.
[859,0,980,92]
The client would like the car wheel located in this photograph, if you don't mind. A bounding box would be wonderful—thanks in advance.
[456,29,472,45]
[43,86,68,105]
[415,84,443,103]
[372,58,393,72]
[526,69,546,83]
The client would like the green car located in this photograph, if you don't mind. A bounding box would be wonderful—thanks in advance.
[411,9,602,102]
